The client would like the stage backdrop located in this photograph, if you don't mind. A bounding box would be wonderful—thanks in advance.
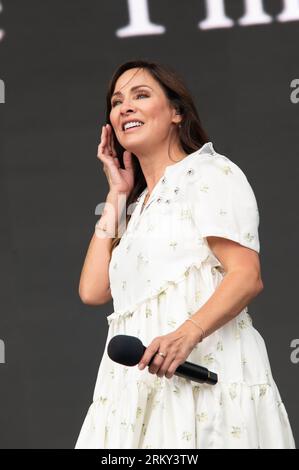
[0,0,298,448]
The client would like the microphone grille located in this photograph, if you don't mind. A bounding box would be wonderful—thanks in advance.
[107,334,144,366]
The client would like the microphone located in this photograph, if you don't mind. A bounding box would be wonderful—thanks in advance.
[107,334,218,385]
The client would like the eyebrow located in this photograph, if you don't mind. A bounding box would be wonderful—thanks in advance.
[111,85,153,99]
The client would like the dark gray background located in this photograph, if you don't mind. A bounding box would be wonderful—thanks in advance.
[0,0,298,448]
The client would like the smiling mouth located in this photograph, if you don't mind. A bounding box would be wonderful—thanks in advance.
[123,123,145,132]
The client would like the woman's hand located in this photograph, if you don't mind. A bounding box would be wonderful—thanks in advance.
[138,320,203,379]
[97,123,134,196]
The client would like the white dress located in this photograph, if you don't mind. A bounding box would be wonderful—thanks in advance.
[75,142,296,449]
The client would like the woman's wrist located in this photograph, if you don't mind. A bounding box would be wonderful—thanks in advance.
[95,200,117,238]
[95,217,116,238]
[185,317,205,342]
[95,191,127,238]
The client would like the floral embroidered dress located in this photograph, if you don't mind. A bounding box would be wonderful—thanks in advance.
[75,142,296,449]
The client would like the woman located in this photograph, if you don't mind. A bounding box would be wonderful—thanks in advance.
[75,60,296,449]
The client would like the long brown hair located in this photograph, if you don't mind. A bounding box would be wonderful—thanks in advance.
[105,59,210,252]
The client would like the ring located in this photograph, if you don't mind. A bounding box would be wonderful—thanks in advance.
[156,352,166,358]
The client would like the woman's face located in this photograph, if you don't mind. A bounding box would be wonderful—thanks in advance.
[109,68,179,153]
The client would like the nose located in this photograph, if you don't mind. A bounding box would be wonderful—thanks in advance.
[119,98,137,115]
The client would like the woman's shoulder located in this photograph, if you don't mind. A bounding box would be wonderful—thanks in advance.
[179,142,250,187]
[195,143,247,173]
[182,143,260,253]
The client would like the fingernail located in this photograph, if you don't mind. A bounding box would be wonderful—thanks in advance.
[138,363,144,370]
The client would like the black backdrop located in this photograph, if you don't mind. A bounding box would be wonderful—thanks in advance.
[0,0,298,449]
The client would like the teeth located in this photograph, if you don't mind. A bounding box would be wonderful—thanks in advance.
[123,121,144,131]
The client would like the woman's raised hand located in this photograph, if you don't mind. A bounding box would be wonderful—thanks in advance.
[97,124,134,196]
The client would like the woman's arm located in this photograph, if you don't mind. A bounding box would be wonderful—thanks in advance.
[78,190,125,305]
[189,236,264,338]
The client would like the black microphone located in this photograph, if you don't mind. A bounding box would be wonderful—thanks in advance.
[107,334,218,385]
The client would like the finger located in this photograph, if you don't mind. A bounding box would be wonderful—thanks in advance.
[110,128,117,156]
[148,353,166,375]
[97,142,108,160]
[102,125,109,154]
[156,355,175,378]
[99,126,104,149]
[107,123,116,156]
[97,148,116,176]
[105,124,112,155]
[101,125,105,143]
[113,156,120,169]
[97,140,120,171]
[97,138,114,162]
[123,150,133,170]
[165,359,181,379]
[138,341,160,370]
[98,126,108,157]
[102,126,112,157]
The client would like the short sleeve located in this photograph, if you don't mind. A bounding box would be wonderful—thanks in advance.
[187,154,260,253]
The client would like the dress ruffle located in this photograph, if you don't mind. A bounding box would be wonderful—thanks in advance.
[106,249,213,325]
[75,371,295,449]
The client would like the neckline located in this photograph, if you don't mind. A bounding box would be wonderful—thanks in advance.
[164,141,215,175]
[137,141,215,217]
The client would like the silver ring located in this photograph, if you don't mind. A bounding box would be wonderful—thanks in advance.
[156,352,166,358]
